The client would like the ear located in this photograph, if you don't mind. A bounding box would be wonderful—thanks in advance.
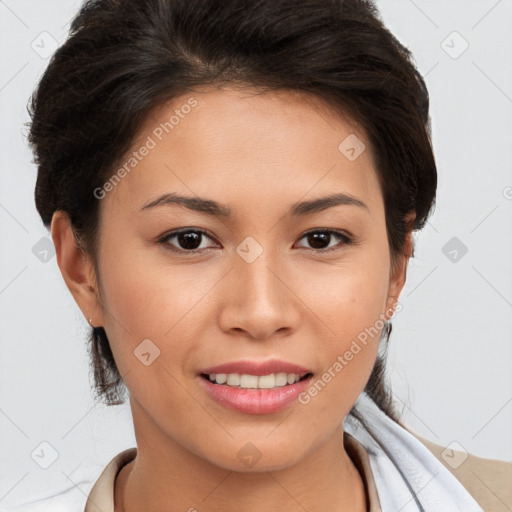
[50,210,104,327]
[384,211,416,319]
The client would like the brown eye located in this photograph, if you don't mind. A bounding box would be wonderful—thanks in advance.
[159,229,218,252]
[176,231,202,250]
[295,230,353,252]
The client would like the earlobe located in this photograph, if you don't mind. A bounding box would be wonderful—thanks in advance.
[50,211,103,326]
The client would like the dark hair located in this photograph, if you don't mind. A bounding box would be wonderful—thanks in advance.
[27,0,437,424]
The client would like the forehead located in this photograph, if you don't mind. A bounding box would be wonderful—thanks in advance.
[104,86,382,218]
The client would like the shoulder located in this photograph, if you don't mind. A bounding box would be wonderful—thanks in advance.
[406,427,512,512]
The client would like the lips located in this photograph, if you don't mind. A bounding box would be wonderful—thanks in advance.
[197,359,315,414]
[197,370,314,414]
[198,359,313,377]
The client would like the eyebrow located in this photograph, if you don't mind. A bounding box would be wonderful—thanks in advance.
[140,192,369,217]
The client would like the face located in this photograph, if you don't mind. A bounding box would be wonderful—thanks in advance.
[56,86,408,472]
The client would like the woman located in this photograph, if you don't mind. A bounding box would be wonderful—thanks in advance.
[27,0,511,511]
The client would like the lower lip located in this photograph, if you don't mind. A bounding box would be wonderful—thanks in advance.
[197,375,313,415]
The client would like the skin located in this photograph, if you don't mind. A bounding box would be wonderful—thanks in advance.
[51,86,414,512]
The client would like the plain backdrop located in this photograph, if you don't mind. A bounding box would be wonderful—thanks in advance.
[1,0,511,507]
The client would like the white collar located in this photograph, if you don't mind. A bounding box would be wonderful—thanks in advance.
[345,391,484,511]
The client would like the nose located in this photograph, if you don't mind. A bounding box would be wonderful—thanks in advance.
[217,250,301,340]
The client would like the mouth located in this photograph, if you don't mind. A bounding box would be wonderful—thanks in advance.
[197,371,315,414]
[199,371,314,390]
[196,359,315,414]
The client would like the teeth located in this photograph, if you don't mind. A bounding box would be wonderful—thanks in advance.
[207,372,304,389]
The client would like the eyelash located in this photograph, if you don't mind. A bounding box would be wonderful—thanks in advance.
[157,228,354,254]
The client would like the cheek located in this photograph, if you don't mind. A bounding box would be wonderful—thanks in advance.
[93,238,188,372]
[295,253,390,405]
[97,228,218,337]
[94,239,234,402]
[298,247,390,340]
[96,259,206,416]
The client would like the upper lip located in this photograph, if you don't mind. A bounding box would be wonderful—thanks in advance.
[199,359,313,377]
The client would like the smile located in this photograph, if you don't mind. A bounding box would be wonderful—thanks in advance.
[201,372,312,389]
[197,372,314,415]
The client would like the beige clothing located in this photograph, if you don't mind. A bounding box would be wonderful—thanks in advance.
[411,429,512,512]
[84,430,512,512]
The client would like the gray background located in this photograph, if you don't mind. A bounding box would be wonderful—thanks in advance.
[1,0,511,506]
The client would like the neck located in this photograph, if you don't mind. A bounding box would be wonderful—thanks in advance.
[114,402,368,512]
